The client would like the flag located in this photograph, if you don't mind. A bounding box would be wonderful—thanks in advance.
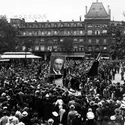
[87,53,101,77]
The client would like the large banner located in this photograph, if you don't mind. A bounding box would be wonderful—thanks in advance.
[50,56,65,75]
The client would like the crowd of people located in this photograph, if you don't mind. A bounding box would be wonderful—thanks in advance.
[0,58,125,125]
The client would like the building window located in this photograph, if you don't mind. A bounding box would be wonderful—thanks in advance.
[74,23,77,27]
[80,30,84,35]
[79,38,84,42]
[48,24,51,27]
[102,30,107,34]
[35,46,39,51]
[77,23,81,27]
[60,39,63,42]
[54,31,58,35]
[95,25,100,28]
[23,32,26,36]
[38,30,42,36]
[54,24,57,27]
[103,46,107,50]
[73,46,78,51]
[47,31,51,35]
[34,31,38,36]
[40,39,44,42]
[47,46,52,51]
[71,23,74,27]
[40,46,45,51]
[51,23,54,27]
[95,47,100,51]
[76,30,80,35]
[41,31,45,35]
[88,39,92,44]
[95,30,100,35]
[73,38,78,42]
[103,39,107,44]
[73,31,77,35]
[67,23,70,27]
[67,31,71,35]
[29,32,32,36]
[87,30,92,35]
[79,46,84,51]
[61,23,64,27]
[96,39,99,44]
[53,46,58,51]
[88,25,92,28]
[88,47,92,51]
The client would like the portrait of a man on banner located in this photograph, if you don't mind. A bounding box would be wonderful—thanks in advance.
[50,56,65,75]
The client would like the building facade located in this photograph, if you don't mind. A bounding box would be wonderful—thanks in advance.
[10,1,125,59]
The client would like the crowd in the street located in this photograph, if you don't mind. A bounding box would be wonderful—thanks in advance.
[0,58,125,125]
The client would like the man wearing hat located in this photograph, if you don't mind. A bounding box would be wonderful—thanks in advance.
[114,108,123,125]
[107,116,118,125]
[67,104,79,125]
[85,108,97,125]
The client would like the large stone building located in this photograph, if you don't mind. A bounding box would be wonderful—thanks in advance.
[10,1,125,59]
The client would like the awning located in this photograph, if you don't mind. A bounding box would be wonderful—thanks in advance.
[1,54,41,59]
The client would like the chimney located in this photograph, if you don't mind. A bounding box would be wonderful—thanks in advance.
[79,16,82,21]
[107,5,110,14]
[85,6,88,15]
[109,9,111,19]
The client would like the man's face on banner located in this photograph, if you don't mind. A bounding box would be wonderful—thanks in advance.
[53,58,64,72]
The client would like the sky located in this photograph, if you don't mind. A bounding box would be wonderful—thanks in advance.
[0,0,125,22]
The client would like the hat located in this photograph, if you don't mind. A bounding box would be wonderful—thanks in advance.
[22,111,28,117]
[90,101,95,106]
[115,108,121,115]
[88,108,92,112]
[15,111,22,118]
[48,118,54,123]
[123,97,125,101]
[35,90,40,94]
[3,106,7,110]
[1,93,6,97]
[45,94,49,98]
[110,116,116,121]
[98,102,103,107]
[52,111,58,117]
[69,105,75,110]
[87,112,95,120]
[121,104,125,109]
[18,122,25,125]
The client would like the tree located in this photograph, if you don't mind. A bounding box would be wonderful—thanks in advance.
[107,23,125,60]
[0,15,18,54]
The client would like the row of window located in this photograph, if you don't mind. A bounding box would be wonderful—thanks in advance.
[87,30,107,35]
[88,39,107,44]
[25,45,108,52]
[20,30,85,36]
[27,38,107,45]
[20,22,84,29]
[20,29,108,36]
[87,24,108,28]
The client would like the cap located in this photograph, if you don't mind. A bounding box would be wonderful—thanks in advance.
[48,118,54,123]
[22,111,28,117]
[52,111,58,117]
[110,115,116,121]
[87,112,95,120]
